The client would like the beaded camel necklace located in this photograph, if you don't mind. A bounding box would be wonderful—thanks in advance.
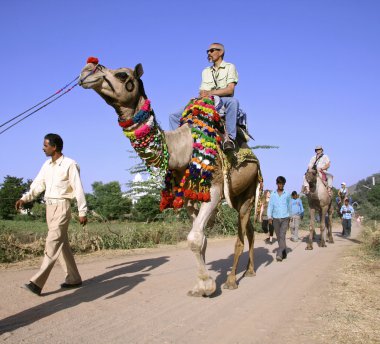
[118,99,169,178]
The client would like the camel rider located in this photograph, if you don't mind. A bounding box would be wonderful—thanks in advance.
[338,182,348,201]
[199,43,239,152]
[303,145,333,194]
[169,43,239,153]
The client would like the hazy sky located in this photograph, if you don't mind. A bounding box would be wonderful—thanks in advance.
[0,0,378,194]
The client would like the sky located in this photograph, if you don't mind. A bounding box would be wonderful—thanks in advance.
[0,0,379,195]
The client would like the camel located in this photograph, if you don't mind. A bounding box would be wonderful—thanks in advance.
[79,58,261,297]
[304,169,334,250]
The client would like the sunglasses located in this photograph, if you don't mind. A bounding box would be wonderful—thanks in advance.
[207,48,221,54]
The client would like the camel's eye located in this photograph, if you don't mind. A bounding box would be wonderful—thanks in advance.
[115,72,129,81]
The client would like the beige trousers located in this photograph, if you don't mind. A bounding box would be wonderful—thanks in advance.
[31,200,81,288]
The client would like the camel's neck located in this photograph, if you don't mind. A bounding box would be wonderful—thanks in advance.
[115,96,169,174]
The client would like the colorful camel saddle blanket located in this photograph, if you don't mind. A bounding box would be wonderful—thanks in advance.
[160,97,222,210]
[160,97,261,211]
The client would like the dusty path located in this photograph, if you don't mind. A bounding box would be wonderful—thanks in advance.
[0,223,360,344]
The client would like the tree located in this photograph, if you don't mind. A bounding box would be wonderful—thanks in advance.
[0,175,33,219]
[89,181,132,220]
[348,174,380,220]
[132,195,161,221]
[125,160,162,202]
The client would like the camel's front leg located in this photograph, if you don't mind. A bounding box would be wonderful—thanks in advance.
[306,208,315,250]
[187,186,221,297]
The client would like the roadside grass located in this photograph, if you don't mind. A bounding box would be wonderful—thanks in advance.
[0,218,191,263]
[319,220,380,344]
[0,204,265,263]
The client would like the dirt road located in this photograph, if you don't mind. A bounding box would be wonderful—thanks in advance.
[0,224,360,344]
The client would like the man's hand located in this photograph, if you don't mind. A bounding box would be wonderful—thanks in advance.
[79,216,87,226]
[199,90,212,98]
[268,219,273,225]
[15,199,25,211]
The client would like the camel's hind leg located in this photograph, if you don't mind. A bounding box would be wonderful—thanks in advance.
[319,208,327,247]
[223,185,256,290]
[327,206,334,243]
[187,185,221,297]
[306,208,315,250]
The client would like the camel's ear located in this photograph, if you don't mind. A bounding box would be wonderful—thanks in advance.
[134,63,144,79]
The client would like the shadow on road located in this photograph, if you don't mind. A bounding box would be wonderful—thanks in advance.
[206,246,275,297]
[0,256,169,334]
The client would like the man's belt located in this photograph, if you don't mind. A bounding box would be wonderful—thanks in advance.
[45,198,69,205]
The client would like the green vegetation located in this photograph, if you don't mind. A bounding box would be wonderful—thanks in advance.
[2,170,378,264]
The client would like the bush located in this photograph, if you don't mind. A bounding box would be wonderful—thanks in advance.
[361,221,380,257]
[132,195,161,222]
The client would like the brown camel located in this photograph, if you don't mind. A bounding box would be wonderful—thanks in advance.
[304,169,334,250]
[79,58,261,297]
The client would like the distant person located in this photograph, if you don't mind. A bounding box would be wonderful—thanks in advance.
[259,190,274,244]
[268,176,291,262]
[340,198,354,237]
[338,182,348,202]
[169,42,239,152]
[302,145,333,195]
[290,191,304,242]
[15,133,87,296]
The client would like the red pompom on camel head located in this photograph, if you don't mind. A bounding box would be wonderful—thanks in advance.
[87,56,99,65]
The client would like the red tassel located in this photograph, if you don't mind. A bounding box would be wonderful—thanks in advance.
[173,197,184,209]
[87,56,99,65]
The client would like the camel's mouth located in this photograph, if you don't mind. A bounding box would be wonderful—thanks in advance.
[79,77,103,88]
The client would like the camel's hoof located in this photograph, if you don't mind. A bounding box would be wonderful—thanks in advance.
[187,290,204,297]
[223,274,238,290]
[223,282,238,290]
[328,239,334,244]
[305,246,313,250]
[244,270,256,277]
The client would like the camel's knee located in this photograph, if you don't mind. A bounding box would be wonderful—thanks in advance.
[234,240,244,255]
[187,231,205,252]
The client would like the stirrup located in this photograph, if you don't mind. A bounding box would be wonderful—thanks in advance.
[222,140,235,153]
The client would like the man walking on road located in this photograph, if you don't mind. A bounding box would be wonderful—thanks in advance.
[340,198,354,237]
[268,176,291,262]
[290,191,304,242]
[15,133,87,296]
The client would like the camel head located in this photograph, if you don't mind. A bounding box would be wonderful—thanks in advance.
[79,57,146,111]
[305,168,317,187]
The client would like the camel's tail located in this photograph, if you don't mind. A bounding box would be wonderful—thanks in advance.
[253,179,261,224]
[223,171,234,208]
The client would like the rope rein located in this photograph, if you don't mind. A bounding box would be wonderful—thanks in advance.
[0,76,79,135]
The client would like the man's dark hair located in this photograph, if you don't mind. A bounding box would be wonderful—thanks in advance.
[276,176,286,184]
[45,133,63,152]
[291,191,298,196]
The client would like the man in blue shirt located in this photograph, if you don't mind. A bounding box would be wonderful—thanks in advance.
[268,176,292,261]
[340,198,354,237]
[290,191,304,242]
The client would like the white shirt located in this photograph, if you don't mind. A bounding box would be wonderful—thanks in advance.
[200,61,238,91]
[308,154,330,171]
[21,155,87,216]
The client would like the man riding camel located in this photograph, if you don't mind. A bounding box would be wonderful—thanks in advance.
[303,145,333,195]
[169,42,239,152]
[338,182,348,201]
